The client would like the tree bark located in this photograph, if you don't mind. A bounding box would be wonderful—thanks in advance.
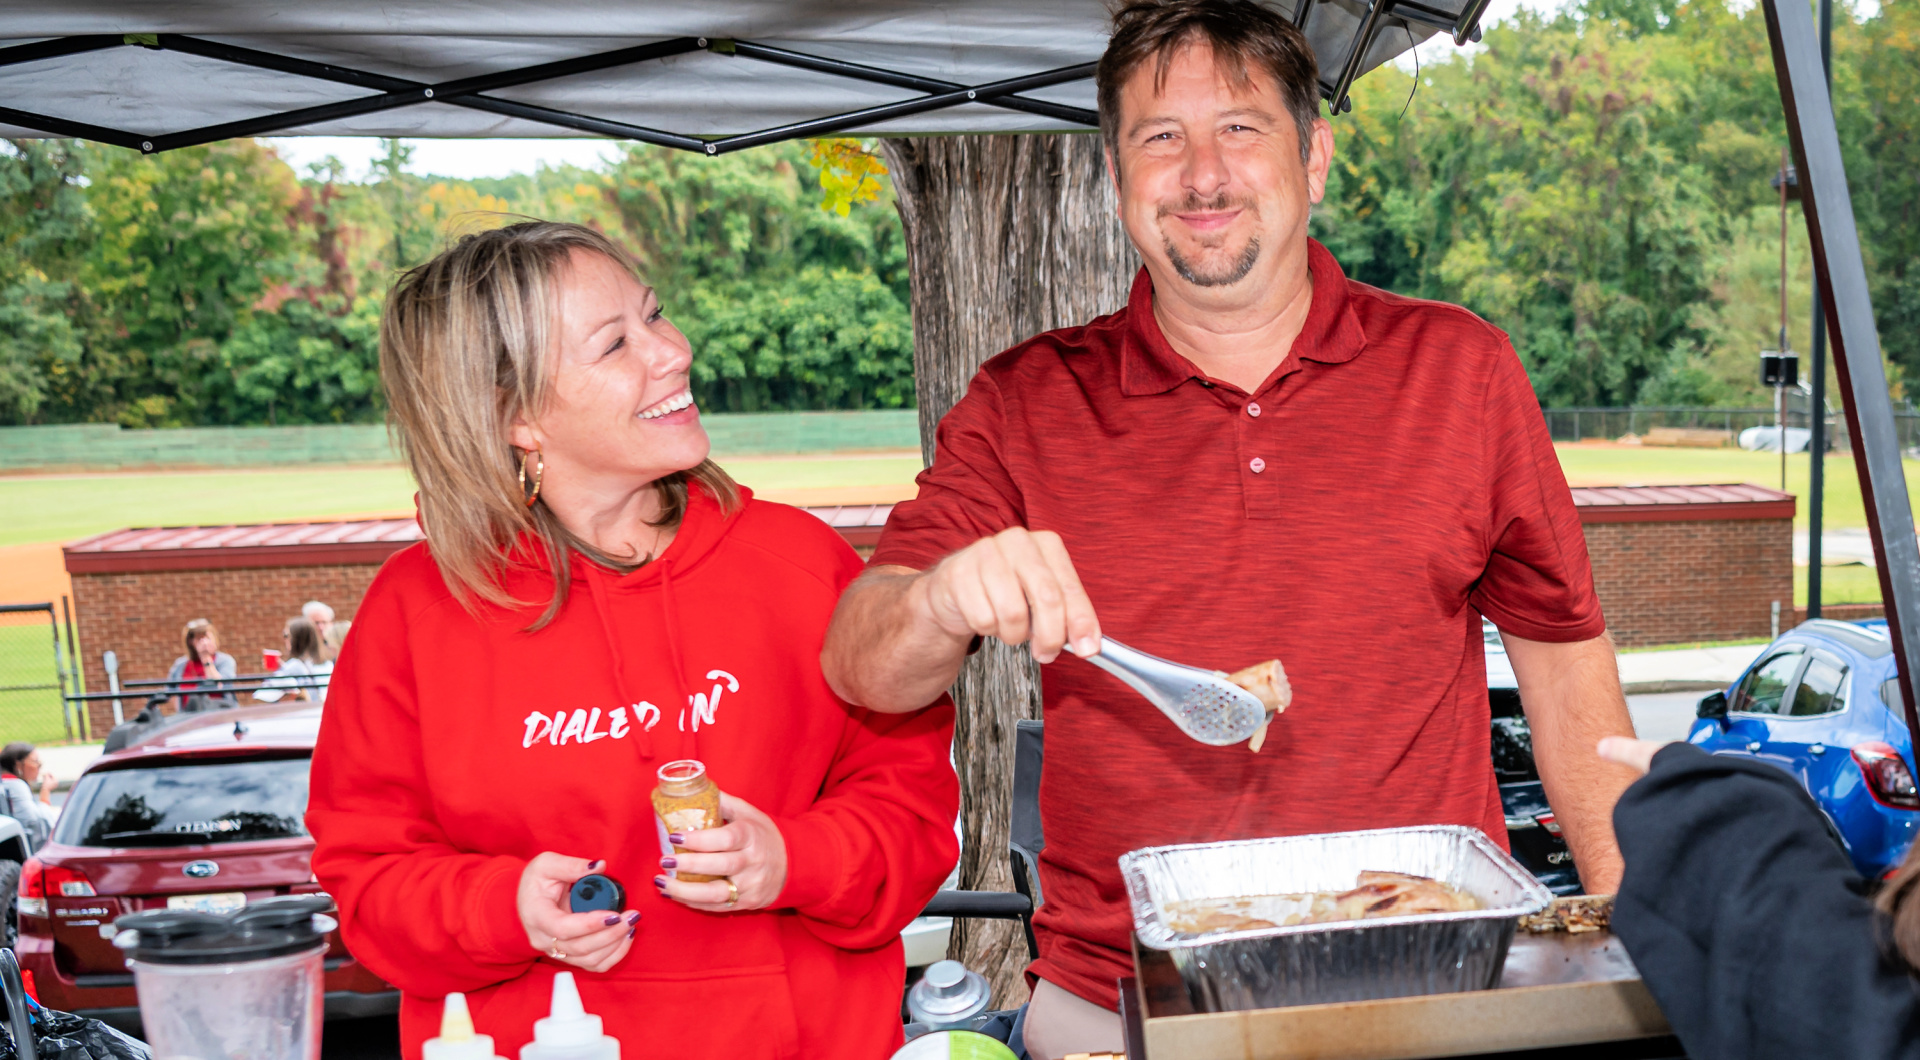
[881,133,1137,1007]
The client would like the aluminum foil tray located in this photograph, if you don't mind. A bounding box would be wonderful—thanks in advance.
[1122,825,1554,1012]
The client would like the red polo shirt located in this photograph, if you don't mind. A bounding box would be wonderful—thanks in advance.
[870,239,1605,1011]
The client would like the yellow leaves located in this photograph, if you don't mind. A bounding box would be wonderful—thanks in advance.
[805,139,887,216]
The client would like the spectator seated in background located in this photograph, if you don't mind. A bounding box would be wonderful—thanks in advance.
[255,616,333,705]
[0,742,59,848]
[302,600,346,657]
[166,618,238,712]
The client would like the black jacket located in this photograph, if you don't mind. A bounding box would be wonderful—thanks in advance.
[1614,742,1920,1060]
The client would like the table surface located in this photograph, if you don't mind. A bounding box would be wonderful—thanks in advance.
[1123,928,1679,1060]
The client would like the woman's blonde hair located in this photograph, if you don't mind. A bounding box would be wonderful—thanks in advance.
[380,221,738,628]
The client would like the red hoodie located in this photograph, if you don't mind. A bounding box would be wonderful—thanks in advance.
[307,486,958,1060]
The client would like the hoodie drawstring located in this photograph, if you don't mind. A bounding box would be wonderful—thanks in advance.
[582,564,657,760]
[655,559,699,763]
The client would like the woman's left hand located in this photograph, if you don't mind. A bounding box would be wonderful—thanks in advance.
[1598,736,1671,776]
[655,793,788,913]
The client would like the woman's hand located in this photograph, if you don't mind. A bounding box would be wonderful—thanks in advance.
[517,852,641,973]
[1598,736,1671,776]
[655,793,788,913]
[34,771,55,802]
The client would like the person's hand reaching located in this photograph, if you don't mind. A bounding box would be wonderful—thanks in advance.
[1597,736,1671,776]
[517,852,640,973]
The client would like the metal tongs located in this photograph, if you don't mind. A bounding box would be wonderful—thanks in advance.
[1086,636,1268,746]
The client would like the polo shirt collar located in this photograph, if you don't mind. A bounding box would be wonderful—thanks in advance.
[1120,238,1368,397]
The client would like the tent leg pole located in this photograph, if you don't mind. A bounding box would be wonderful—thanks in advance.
[1762,0,1920,742]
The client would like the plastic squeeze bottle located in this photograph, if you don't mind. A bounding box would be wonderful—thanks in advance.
[519,972,620,1060]
[423,993,508,1060]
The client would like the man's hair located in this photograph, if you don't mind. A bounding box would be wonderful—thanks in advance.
[1097,0,1323,168]
[301,600,334,623]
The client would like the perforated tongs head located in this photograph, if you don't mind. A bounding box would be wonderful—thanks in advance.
[1086,637,1268,746]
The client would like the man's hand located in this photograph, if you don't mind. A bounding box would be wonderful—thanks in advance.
[1504,630,1640,896]
[1597,736,1668,775]
[921,528,1101,664]
[823,528,1102,713]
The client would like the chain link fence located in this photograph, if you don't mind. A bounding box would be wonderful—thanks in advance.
[1542,404,1920,450]
[0,603,82,745]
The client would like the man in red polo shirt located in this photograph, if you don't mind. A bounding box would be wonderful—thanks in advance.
[823,1,1637,1055]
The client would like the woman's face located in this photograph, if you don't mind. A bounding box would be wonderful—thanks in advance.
[509,249,710,499]
[19,752,39,782]
[192,632,217,656]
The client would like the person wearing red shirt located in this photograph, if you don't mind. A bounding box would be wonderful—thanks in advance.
[821,2,1637,1057]
[306,222,957,1060]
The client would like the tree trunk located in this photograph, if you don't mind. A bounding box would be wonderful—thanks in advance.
[881,133,1137,1007]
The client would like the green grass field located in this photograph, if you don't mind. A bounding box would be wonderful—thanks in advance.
[0,620,79,745]
[1797,563,1887,606]
[0,453,924,549]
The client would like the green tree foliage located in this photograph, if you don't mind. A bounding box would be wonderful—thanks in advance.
[603,142,913,411]
[1313,0,1919,407]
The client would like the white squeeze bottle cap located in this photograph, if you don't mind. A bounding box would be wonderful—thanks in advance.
[520,972,620,1060]
[423,993,507,1060]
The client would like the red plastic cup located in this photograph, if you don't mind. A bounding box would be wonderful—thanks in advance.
[262,649,282,672]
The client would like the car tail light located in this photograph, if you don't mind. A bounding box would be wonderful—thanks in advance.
[1852,743,1920,810]
[1534,812,1563,838]
[17,858,96,918]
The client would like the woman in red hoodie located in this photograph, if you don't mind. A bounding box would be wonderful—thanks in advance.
[306,222,958,1060]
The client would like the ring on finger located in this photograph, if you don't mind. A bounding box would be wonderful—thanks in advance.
[724,877,739,908]
[550,942,565,960]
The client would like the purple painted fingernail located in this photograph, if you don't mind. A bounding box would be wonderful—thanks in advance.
[627,911,641,925]
[587,859,602,870]
[667,833,685,845]
[603,914,621,926]
[659,856,677,869]
[626,925,637,939]
[653,876,668,889]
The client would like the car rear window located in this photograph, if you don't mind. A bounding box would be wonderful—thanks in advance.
[54,757,310,848]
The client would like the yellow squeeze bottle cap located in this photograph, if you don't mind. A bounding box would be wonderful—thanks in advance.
[424,993,505,1060]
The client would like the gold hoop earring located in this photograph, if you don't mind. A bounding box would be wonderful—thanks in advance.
[518,449,544,508]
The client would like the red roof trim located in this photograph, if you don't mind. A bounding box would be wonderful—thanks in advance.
[63,486,1792,573]
[1569,484,1795,524]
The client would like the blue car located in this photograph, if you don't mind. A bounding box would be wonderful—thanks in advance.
[1690,618,1920,879]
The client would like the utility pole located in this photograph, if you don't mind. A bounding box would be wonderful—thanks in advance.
[1807,0,1833,618]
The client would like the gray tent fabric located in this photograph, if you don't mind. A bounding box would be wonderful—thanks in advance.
[0,0,1484,150]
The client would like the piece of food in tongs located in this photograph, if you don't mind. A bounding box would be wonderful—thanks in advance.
[1226,658,1292,752]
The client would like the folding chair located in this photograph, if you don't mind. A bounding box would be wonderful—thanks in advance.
[920,719,1046,959]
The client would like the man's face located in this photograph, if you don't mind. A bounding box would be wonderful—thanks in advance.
[1110,40,1332,301]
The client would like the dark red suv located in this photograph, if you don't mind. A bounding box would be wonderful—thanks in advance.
[14,702,395,1029]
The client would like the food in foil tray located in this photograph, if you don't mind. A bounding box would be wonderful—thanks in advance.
[1163,870,1484,936]
[1225,659,1292,752]
[1519,894,1614,934]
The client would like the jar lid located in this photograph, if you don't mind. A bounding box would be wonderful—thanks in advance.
[113,894,336,965]
[908,960,991,1025]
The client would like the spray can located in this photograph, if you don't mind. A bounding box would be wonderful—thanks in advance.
[892,961,1017,1060]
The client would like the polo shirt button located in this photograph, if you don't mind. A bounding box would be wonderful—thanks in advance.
[1249,457,1266,473]
[1247,402,1262,417]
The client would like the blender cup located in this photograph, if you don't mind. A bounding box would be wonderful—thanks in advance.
[113,894,336,1060]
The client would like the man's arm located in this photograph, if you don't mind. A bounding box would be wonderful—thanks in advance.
[1503,630,1639,895]
[822,528,1101,714]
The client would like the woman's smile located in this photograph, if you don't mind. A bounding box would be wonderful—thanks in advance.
[637,389,696,422]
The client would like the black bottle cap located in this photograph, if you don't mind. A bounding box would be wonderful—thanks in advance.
[113,894,335,965]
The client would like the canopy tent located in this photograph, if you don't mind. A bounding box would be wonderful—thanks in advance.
[0,0,1488,154]
[2,1,1918,758]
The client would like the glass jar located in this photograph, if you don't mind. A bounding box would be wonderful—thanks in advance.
[651,759,724,883]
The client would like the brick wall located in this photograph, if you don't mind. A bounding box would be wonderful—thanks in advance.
[72,564,380,735]
[1583,517,1794,648]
